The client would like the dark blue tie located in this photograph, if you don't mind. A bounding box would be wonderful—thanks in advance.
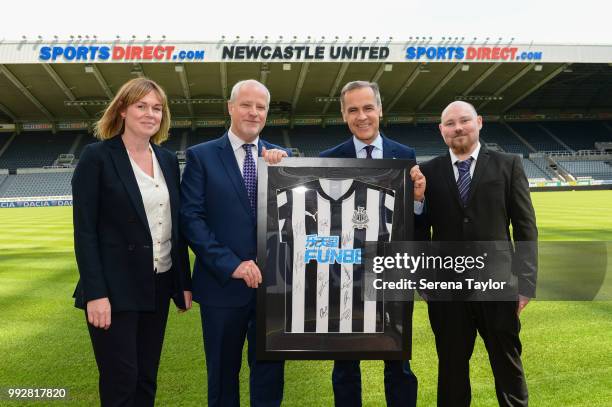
[456,158,473,206]
[364,145,374,159]
[242,144,257,216]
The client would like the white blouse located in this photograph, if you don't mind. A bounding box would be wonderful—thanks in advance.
[128,146,173,274]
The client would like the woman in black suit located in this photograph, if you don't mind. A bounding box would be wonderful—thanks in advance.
[72,78,192,406]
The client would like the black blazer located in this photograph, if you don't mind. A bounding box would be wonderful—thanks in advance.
[72,135,191,311]
[420,147,538,297]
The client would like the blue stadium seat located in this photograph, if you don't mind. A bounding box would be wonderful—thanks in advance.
[541,121,612,151]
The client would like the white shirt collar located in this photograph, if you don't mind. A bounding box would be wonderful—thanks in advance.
[449,141,481,164]
[228,129,259,152]
[353,133,383,154]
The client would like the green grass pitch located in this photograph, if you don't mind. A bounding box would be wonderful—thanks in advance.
[0,190,610,406]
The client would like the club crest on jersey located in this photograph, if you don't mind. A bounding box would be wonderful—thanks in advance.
[352,206,369,229]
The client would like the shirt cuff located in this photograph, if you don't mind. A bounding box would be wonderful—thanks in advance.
[413,200,424,215]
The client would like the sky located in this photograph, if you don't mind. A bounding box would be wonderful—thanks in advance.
[2,0,612,45]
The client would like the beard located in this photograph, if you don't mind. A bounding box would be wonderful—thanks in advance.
[450,135,476,155]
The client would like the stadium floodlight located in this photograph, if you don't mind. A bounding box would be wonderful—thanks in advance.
[384,64,393,72]
[64,100,110,106]
[315,97,340,103]
[170,98,225,104]
[455,95,503,101]
[175,64,184,73]
[84,65,94,74]
[283,63,291,71]
[534,64,543,72]
[461,64,470,72]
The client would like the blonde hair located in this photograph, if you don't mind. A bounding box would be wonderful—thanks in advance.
[95,78,171,145]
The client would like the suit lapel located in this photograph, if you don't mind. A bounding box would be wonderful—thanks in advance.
[339,138,357,158]
[381,134,397,159]
[107,136,150,233]
[217,134,253,219]
[466,147,490,206]
[442,151,464,210]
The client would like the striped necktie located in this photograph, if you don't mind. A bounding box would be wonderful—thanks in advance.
[364,145,374,159]
[455,157,473,206]
[242,144,257,216]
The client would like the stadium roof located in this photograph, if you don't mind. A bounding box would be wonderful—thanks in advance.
[0,41,611,127]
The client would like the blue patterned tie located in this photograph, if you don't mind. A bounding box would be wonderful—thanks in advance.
[456,158,473,206]
[242,144,257,216]
[364,145,374,159]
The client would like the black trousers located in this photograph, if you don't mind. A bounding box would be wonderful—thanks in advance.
[332,360,418,407]
[427,301,528,407]
[87,271,172,407]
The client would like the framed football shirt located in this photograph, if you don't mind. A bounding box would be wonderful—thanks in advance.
[256,158,415,360]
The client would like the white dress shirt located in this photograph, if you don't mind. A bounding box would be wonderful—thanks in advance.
[353,134,384,159]
[128,146,172,274]
[228,129,260,175]
[449,142,481,181]
[352,133,424,215]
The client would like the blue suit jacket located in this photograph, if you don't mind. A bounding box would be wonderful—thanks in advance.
[319,133,416,159]
[180,133,290,307]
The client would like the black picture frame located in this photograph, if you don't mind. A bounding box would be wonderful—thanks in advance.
[256,157,415,360]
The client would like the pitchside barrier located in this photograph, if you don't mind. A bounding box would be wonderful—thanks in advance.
[0,196,72,208]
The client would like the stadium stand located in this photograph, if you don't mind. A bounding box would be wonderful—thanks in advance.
[162,129,186,152]
[509,122,568,152]
[289,126,347,157]
[541,121,612,151]
[385,123,448,156]
[556,159,612,180]
[0,133,13,151]
[260,127,288,148]
[529,156,561,180]
[480,123,531,156]
[1,121,612,199]
[0,131,82,169]
[73,135,98,159]
[188,128,225,146]
[522,158,553,180]
[0,171,73,198]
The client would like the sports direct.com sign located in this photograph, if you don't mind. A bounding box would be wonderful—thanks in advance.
[0,41,610,63]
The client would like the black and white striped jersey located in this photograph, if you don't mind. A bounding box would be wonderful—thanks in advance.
[277,178,395,334]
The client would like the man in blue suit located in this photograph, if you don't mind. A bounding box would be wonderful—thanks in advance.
[180,79,289,407]
[320,81,425,407]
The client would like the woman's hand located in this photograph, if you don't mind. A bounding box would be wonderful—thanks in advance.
[87,297,111,329]
[179,290,193,313]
